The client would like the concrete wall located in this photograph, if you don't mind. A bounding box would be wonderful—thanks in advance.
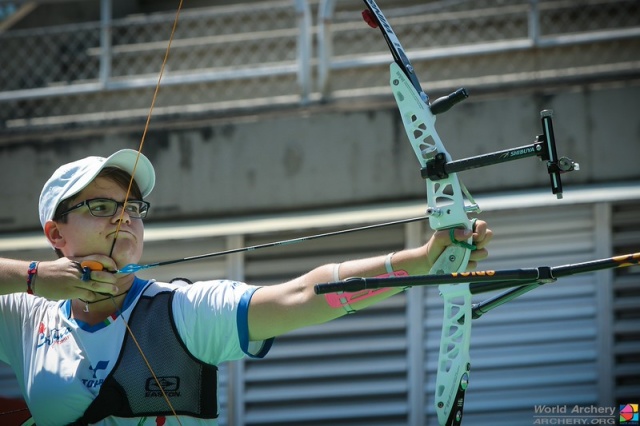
[1,80,639,232]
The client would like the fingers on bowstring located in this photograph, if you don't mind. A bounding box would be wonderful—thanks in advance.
[71,261,118,294]
[83,274,119,295]
[75,281,119,299]
[74,259,118,282]
[70,261,92,283]
[75,288,101,303]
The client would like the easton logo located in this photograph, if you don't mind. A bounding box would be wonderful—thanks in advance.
[146,376,181,397]
[452,270,496,277]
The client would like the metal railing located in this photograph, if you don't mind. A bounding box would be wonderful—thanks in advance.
[0,0,638,133]
[317,0,640,98]
[0,0,312,101]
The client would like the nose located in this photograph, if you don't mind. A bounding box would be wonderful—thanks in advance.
[111,205,132,224]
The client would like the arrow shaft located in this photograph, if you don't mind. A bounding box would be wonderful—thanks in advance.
[119,215,430,274]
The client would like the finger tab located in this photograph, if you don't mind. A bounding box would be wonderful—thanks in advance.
[81,260,104,271]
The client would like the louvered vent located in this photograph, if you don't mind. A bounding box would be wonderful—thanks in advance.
[611,200,640,403]
[241,224,411,426]
[424,204,601,425]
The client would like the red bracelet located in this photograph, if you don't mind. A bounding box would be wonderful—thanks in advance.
[27,261,39,295]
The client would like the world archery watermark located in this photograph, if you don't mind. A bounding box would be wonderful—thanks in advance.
[531,403,639,425]
[620,404,639,425]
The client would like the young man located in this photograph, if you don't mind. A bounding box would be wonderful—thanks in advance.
[0,149,492,425]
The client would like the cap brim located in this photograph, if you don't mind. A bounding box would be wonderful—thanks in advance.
[62,149,155,203]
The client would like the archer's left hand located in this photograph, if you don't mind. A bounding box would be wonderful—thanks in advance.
[426,219,493,272]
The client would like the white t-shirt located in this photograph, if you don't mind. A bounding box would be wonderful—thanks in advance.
[0,277,272,425]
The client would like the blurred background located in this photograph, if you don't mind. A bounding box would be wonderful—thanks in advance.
[0,0,639,424]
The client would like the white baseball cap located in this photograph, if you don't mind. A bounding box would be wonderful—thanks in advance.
[39,149,156,229]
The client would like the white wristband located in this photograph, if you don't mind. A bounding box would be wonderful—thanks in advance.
[385,252,395,275]
[385,252,411,291]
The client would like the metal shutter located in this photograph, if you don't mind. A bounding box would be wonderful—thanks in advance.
[611,200,640,404]
[238,223,413,426]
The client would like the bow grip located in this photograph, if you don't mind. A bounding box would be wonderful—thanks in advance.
[430,244,471,275]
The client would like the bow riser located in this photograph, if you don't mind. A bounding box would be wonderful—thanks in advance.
[388,53,473,426]
[390,63,472,235]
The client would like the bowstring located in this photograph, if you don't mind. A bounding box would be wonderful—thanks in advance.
[108,1,185,423]
[109,298,180,424]
[108,0,183,257]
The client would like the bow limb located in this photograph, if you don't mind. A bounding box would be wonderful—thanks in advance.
[362,1,475,424]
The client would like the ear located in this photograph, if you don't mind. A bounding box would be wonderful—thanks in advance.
[44,220,66,250]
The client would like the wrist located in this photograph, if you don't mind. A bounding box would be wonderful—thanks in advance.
[380,252,410,289]
[377,252,408,278]
[27,261,39,295]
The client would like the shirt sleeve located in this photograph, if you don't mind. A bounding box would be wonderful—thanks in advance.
[171,280,274,365]
[0,294,39,365]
